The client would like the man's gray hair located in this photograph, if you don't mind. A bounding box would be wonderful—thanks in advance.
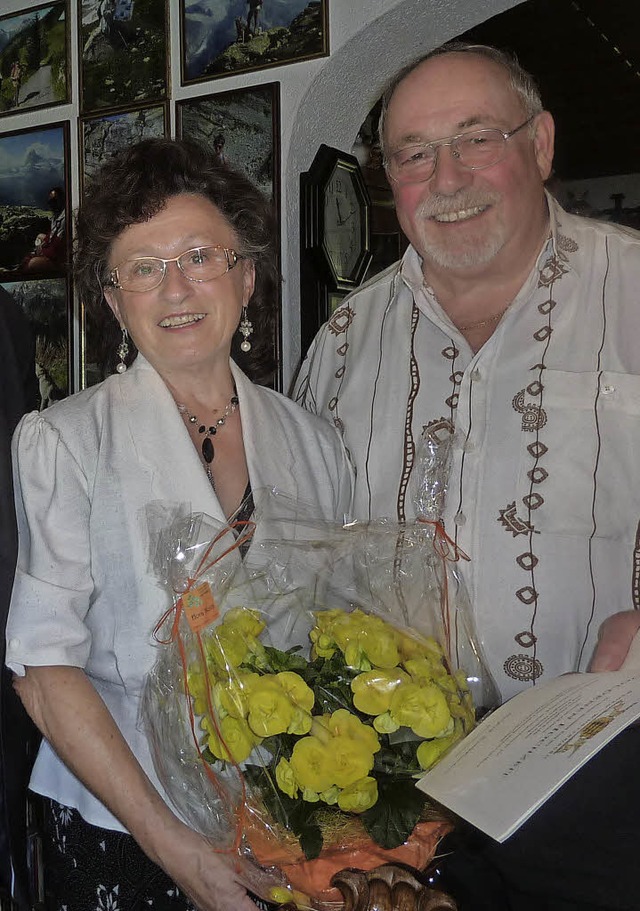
[379,42,544,160]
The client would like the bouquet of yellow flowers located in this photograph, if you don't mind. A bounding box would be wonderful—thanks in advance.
[143,491,496,908]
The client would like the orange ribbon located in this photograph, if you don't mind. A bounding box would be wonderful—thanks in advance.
[416,518,470,667]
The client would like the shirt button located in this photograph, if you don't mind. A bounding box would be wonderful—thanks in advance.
[601,384,615,395]
[470,369,481,382]
[463,440,476,453]
[454,512,466,526]
[8,638,20,650]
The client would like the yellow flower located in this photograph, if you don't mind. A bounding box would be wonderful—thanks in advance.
[327,709,381,754]
[351,669,410,715]
[222,606,265,638]
[213,674,260,718]
[289,737,334,792]
[337,776,378,813]
[276,672,315,711]
[417,730,461,771]
[318,785,340,805]
[390,681,452,739]
[268,887,311,907]
[246,679,294,737]
[360,617,400,668]
[373,711,400,734]
[309,715,332,744]
[332,738,376,788]
[398,632,444,663]
[310,632,336,659]
[344,641,371,670]
[403,656,445,684]
[207,715,258,763]
[275,757,299,798]
[205,626,248,669]
[187,667,209,700]
[287,706,313,736]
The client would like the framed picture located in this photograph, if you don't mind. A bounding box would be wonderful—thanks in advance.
[177,82,280,203]
[0,122,70,280]
[178,82,282,389]
[1,278,70,408]
[181,0,328,85]
[79,0,168,113]
[0,1,70,117]
[80,103,168,191]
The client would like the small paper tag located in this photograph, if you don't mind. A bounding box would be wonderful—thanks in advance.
[181,581,219,633]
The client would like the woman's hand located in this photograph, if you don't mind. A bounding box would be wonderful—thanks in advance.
[15,666,259,911]
[150,821,259,911]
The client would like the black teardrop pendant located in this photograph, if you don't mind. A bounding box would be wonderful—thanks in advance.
[202,436,214,464]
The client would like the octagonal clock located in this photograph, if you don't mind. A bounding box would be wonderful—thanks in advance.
[300,144,372,351]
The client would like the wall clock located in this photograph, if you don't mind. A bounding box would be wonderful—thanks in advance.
[300,144,371,353]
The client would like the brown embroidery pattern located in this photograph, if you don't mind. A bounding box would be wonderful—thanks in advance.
[328,305,355,336]
[512,389,547,432]
[397,301,421,522]
[498,502,535,537]
[504,653,544,682]
[503,243,574,685]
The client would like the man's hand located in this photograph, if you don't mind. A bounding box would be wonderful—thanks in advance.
[589,610,640,672]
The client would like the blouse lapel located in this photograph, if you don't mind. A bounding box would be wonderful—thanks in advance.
[231,362,297,503]
[118,357,226,523]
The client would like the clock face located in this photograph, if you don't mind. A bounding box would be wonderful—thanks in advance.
[323,162,363,282]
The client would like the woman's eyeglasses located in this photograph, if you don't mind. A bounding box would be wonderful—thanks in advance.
[105,245,242,292]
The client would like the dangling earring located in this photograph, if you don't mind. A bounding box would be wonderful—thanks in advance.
[238,306,253,353]
[116,327,129,374]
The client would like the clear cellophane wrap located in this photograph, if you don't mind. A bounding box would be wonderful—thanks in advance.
[142,479,497,908]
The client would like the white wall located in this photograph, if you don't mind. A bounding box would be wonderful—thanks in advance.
[1,0,524,390]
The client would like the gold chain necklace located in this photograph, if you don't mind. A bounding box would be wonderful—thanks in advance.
[458,307,509,332]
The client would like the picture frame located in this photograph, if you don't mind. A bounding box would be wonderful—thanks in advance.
[1,278,71,408]
[80,102,168,192]
[0,122,70,281]
[178,82,282,388]
[79,0,168,114]
[0,1,70,118]
[177,82,280,203]
[180,0,328,85]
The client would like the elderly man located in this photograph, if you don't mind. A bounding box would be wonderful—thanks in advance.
[295,43,640,909]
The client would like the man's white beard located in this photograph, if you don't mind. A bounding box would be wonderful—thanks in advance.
[416,189,505,271]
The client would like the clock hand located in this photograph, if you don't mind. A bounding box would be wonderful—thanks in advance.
[335,198,345,225]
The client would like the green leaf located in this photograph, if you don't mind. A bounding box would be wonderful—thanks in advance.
[362,777,425,849]
[299,822,323,860]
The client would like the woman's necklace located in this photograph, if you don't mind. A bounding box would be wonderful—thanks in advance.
[177,393,239,466]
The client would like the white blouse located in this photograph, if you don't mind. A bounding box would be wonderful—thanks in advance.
[6,356,353,831]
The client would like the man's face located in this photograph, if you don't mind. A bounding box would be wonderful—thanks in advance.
[383,53,554,279]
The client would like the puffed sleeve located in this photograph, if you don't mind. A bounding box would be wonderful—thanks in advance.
[6,412,94,675]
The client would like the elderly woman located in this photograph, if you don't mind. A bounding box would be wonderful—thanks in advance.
[6,139,352,911]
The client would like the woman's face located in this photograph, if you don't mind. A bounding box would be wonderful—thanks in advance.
[104,193,255,379]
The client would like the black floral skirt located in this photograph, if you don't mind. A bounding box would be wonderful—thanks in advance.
[42,797,197,911]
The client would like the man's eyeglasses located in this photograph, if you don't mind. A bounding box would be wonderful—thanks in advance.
[385,116,535,185]
[105,245,242,293]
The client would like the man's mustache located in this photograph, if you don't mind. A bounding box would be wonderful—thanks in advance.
[417,190,501,219]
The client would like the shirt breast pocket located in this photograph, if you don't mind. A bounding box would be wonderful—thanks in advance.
[515,369,640,541]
